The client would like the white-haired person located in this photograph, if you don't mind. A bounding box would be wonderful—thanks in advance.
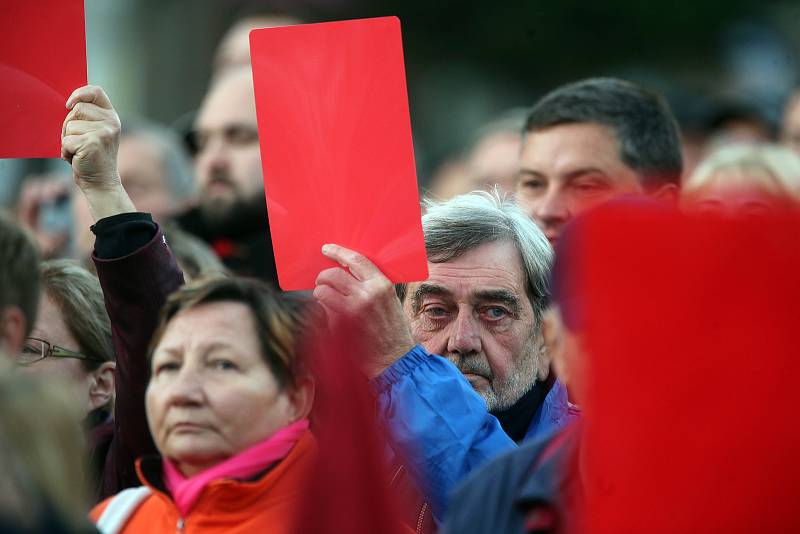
[681,144,800,215]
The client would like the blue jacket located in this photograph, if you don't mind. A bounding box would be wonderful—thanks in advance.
[374,345,578,519]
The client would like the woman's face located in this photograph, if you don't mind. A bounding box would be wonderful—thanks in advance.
[684,170,795,217]
[23,294,95,414]
[146,301,299,477]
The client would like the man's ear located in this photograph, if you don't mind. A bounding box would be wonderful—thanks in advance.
[88,361,116,412]
[287,376,315,423]
[0,306,27,355]
[650,183,680,204]
[542,307,569,386]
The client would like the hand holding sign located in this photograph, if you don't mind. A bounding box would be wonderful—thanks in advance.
[314,243,415,377]
[61,86,136,222]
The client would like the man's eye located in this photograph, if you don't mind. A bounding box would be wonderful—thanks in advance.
[521,179,545,190]
[423,306,447,317]
[190,131,209,153]
[225,126,258,146]
[482,306,509,320]
[572,178,609,193]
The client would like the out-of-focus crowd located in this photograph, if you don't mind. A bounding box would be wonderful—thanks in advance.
[1,11,799,534]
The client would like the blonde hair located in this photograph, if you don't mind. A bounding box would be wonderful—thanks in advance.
[0,360,89,530]
[683,144,800,201]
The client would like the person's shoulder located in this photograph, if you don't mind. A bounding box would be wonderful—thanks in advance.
[443,432,558,533]
[89,496,112,522]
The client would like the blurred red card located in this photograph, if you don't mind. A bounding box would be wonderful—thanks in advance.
[0,0,87,158]
[250,17,428,290]
[564,204,800,533]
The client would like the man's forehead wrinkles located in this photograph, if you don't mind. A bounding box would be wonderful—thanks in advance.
[416,278,523,300]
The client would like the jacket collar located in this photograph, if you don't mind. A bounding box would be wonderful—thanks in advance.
[134,431,317,515]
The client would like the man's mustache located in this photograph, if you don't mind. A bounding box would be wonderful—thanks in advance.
[448,353,493,380]
[205,172,237,191]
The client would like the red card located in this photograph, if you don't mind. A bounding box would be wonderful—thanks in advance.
[250,17,428,290]
[562,204,800,533]
[0,0,87,158]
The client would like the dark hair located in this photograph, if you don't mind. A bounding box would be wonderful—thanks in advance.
[524,78,683,189]
[148,276,311,389]
[0,215,40,336]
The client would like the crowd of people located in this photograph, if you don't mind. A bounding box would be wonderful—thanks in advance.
[1,12,799,534]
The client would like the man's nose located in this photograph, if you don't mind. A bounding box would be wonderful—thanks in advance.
[197,135,231,174]
[533,187,570,226]
[447,311,482,355]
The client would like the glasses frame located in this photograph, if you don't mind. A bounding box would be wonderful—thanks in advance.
[19,337,105,366]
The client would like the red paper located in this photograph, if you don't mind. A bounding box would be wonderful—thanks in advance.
[294,316,412,534]
[563,204,800,533]
[250,17,428,290]
[0,0,87,158]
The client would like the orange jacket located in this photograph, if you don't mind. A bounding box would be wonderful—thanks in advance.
[91,431,317,533]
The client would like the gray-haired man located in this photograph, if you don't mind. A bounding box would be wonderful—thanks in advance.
[314,190,577,519]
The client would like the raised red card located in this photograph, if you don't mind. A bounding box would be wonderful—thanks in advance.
[0,0,87,158]
[249,17,428,290]
[561,204,800,533]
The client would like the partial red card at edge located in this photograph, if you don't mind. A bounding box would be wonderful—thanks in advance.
[250,17,428,291]
[568,206,800,533]
[0,1,87,158]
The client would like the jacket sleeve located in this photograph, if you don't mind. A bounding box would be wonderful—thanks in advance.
[92,217,184,498]
[373,345,515,519]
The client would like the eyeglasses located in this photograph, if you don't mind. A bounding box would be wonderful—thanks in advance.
[18,337,104,366]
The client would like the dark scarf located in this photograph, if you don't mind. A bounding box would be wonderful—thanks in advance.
[491,372,556,443]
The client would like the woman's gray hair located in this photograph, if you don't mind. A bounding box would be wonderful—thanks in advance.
[40,260,114,370]
[400,189,553,325]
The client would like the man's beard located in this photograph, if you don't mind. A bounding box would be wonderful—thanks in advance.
[446,337,543,411]
[199,177,266,233]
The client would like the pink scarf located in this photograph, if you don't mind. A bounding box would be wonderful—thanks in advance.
[163,419,309,516]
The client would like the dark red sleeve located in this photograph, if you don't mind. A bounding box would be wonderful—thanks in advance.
[92,225,184,500]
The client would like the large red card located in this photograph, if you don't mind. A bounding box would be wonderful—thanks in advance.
[0,0,87,158]
[561,204,800,533]
[250,17,428,290]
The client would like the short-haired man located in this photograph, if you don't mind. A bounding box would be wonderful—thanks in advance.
[0,215,40,355]
[314,191,578,518]
[515,77,683,245]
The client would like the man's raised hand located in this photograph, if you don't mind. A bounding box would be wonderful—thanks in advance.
[314,244,416,378]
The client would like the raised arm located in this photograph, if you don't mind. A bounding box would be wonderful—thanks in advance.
[62,85,185,500]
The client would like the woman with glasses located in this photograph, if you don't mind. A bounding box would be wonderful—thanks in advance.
[23,260,116,414]
[22,259,163,504]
